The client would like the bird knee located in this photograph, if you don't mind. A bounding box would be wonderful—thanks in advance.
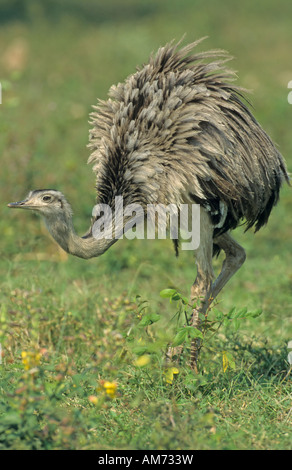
[235,245,246,266]
[227,244,246,271]
[216,234,246,270]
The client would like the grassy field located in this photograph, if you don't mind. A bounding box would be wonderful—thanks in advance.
[0,0,291,450]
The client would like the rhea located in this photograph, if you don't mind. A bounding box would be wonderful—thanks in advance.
[8,39,289,370]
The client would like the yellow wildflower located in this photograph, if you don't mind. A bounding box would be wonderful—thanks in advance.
[222,351,229,373]
[21,351,42,371]
[164,366,179,384]
[222,351,235,372]
[135,354,151,367]
[103,381,117,398]
[98,380,118,399]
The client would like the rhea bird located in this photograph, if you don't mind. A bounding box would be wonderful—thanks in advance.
[8,39,289,370]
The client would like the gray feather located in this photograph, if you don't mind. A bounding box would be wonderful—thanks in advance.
[88,38,289,234]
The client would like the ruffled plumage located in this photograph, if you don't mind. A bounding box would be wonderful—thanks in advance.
[88,38,289,236]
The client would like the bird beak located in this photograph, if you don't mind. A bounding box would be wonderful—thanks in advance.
[7,199,33,209]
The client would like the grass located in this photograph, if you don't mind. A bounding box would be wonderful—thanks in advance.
[0,0,291,450]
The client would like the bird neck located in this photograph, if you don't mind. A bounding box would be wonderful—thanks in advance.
[69,231,116,259]
[44,211,116,259]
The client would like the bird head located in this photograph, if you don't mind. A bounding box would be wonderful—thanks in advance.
[7,189,72,219]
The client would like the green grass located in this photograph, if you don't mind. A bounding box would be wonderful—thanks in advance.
[0,0,291,450]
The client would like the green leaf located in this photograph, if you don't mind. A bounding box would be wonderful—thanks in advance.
[172,326,203,346]
[172,328,188,347]
[187,326,204,339]
[235,307,248,318]
[213,308,224,321]
[226,352,236,369]
[160,288,177,298]
[171,293,181,301]
[180,295,189,305]
[227,307,236,318]
[132,345,148,355]
[233,318,240,331]
[248,309,262,318]
[139,312,161,327]
[226,306,249,320]
[160,288,189,306]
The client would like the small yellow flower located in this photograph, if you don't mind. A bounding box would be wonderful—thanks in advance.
[222,351,229,373]
[135,354,151,367]
[103,381,117,398]
[222,351,235,372]
[21,351,42,371]
[98,380,118,399]
[163,367,179,384]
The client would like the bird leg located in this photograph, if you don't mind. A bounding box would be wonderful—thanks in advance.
[211,232,246,300]
[189,209,214,371]
[165,209,214,367]
[189,231,246,371]
[166,212,247,373]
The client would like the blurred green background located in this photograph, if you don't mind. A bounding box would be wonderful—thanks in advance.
[1,0,291,322]
[0,0,291,451]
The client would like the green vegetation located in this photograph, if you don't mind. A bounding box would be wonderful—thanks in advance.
[0,0,291,450]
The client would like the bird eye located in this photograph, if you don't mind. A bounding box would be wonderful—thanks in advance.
[42,195,52,202]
